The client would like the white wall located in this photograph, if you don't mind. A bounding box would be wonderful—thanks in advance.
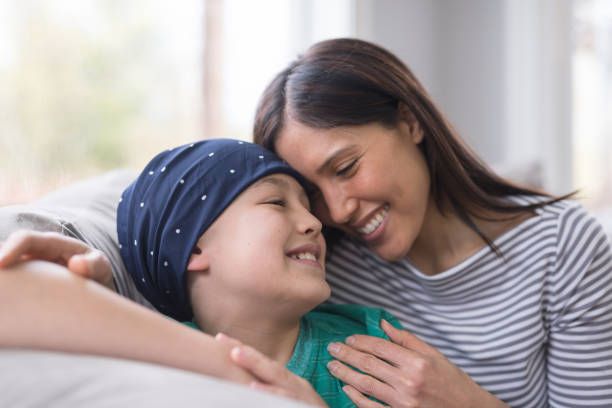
[354,0,573,194]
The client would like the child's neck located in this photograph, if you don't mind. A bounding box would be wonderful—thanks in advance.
[195,310,302,365]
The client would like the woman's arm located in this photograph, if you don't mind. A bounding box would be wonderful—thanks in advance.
[0,259,254,384]
[544,205,612,406]
[0,230,115,290]
[324,320,508,407]
[229,318,507,408]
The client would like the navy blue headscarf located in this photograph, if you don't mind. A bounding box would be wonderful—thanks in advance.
[117,139,306,321]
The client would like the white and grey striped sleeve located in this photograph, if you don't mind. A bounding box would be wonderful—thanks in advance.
[545,203,612,407]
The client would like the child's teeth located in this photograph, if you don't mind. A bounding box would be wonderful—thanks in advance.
[293,252,316,261]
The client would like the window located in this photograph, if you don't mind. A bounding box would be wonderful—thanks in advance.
[0,0,353,205]
[573,0,612,234]
[0,0,204,204]
[205,0,354,140]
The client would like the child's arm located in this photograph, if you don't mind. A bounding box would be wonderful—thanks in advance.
[0,259,254,385]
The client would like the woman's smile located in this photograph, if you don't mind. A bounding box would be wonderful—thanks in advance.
[276,120,430,261]
[355,204,389,238]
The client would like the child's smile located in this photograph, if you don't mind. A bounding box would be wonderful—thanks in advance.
[188,173,330,326]
[286,243,323,269]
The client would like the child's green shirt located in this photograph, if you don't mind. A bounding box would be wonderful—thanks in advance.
[288,304,402,408]
[185,303,403,408]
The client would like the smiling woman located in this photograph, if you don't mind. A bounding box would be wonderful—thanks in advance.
[252,37,612,408]
[276,120,430,263]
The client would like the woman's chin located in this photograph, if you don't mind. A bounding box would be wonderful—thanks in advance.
[369,241,409,262]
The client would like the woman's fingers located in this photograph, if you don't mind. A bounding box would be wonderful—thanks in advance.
[380,319,434,355]
[230,344,292,386]
[229,345,328,407]
[332,323,500,407]
[327,341,403,385]
[0,230,87,267]
[342,385,394,408]
[326,360,394,403]
[214,332,243,348]
[67,250,115,290]
[333,330,423,367]
[0,230,115,290]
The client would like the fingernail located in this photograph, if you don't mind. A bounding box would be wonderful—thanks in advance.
[230,347,243,360]
[327,342,340,354]
[380,318,390,328]
[215,332,226,341]
[345,336,355,345]
[327,361,339,373]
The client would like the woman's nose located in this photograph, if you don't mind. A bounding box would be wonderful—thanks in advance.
[323,187,358,226]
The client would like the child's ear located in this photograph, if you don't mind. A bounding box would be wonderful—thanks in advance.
[187,246,210,271]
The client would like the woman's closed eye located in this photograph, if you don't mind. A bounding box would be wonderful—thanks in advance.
[335,158,359,177]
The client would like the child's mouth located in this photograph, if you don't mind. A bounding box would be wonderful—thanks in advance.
[286,244,322,268]
[290,252,317,262]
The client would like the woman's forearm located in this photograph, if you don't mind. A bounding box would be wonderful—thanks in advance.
[0,260,253,384]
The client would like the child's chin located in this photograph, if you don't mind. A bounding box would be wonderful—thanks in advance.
[290,283,331,315]
[308,284,332,309]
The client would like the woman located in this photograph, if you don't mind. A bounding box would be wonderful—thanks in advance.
[245,38,612,407]
[2,38,610,408]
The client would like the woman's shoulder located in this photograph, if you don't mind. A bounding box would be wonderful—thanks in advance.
[507,195,611,271]
[506,195,595,229]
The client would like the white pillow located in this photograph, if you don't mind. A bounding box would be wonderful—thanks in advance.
[0,169,151,308]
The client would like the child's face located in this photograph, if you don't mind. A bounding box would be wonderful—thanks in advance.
[188,173,330,319]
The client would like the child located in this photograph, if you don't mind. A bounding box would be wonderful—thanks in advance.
[116,139,403,408]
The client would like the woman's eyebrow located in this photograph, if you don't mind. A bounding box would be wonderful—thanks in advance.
[316,146,357,174]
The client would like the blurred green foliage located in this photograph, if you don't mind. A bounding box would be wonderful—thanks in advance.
[0,0,202,204]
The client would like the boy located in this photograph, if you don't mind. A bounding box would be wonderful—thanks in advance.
[117,139,403,408]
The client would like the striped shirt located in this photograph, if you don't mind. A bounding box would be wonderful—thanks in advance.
[325,198,612,407]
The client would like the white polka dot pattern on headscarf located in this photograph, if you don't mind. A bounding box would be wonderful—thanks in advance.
[117,138,306,321]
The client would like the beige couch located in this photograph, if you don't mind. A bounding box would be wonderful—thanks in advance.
[0,169,310,408]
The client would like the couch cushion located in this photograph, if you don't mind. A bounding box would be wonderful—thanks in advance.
[0,350,311,408]
[0,169,151,308]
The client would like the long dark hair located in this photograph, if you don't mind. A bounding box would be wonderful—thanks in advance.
[253,38,572,252]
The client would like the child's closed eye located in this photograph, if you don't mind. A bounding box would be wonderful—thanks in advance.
[264,199,286,207]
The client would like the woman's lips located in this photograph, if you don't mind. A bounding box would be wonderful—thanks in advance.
[357,205,389,242]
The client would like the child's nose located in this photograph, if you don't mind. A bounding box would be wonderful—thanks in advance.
[300,209,323,235]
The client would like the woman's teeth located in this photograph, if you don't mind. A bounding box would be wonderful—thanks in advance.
[292,252,317,261]
[358,206,389,235]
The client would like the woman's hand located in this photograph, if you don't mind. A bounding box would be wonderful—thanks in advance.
[0,230,115,291]
[326,319,507,408]
[216,333,328,407]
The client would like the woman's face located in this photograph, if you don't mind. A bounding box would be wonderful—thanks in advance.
[275,119,431,261]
